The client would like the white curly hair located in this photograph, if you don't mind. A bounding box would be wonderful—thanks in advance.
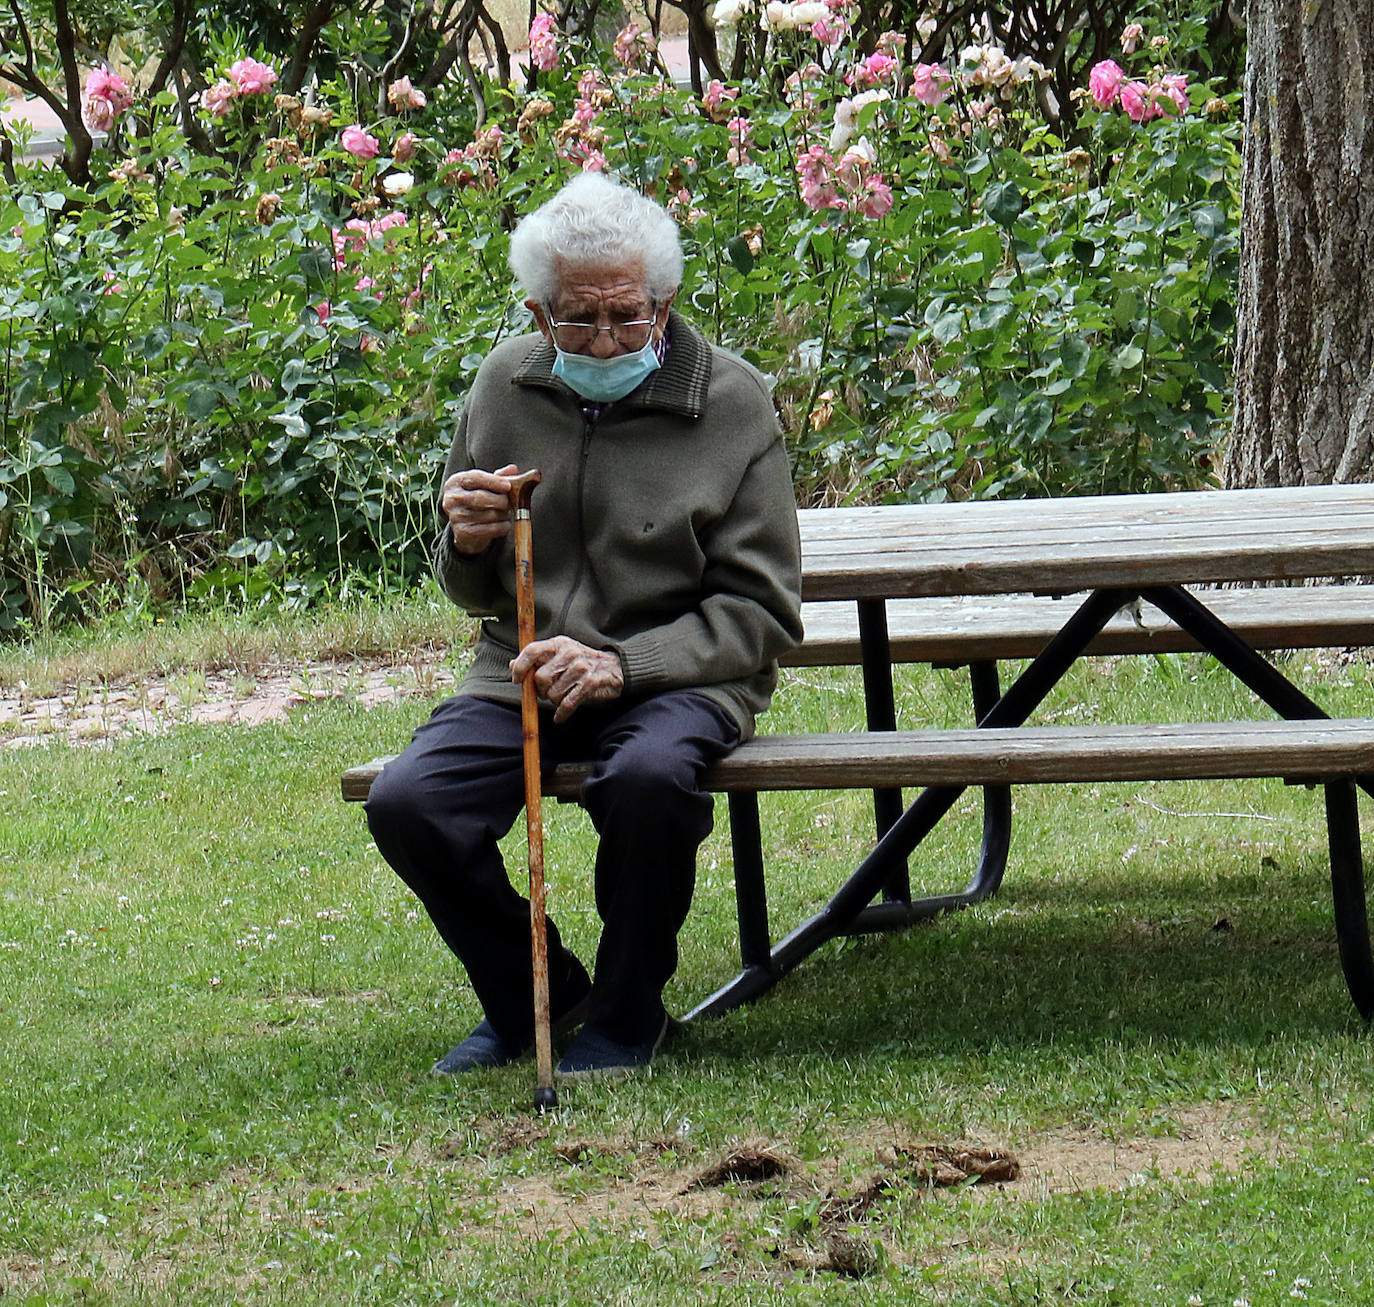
[508,172,684,305]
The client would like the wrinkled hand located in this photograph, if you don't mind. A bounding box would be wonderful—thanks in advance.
[441,463,520,555]
[510,637,624,723]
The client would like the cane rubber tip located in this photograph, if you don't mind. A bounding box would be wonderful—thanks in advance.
[534,1086,559,1114]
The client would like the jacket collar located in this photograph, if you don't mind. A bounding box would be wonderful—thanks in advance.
[511,309,713,419]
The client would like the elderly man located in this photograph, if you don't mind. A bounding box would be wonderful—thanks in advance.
[365,172,802,1078]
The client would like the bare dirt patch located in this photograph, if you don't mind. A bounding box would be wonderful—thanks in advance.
[4,1103,1280,1295]
[0,656,452,748]
[447,1099,1275,1279]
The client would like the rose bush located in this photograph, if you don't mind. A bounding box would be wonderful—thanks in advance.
[0,11,1239,629]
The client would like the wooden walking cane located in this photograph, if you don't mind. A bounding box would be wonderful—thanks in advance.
[508,469,559,1113]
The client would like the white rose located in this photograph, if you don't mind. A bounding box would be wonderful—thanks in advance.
[790,1,829,24]
[381,171,414,197]
[763,1,792,28]
[711,0,746,26]
[841,135,877,167]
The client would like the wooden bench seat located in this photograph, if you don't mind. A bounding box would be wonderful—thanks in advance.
[343,717,1374,1022]
[788,585,1374,668]
[342,718,1374,804]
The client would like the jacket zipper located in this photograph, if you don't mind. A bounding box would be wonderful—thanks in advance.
[553,411,596,635]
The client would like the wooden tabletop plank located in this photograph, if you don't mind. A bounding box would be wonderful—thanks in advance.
[794,486,1374,599]
[800,507,1374,556]
[798,484,1374,541]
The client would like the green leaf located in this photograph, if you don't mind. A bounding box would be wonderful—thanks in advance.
[1060,336,1091,378]
[186,387,220,420]
[931,311,963,345]
[58,342,96,379]
[982,181,1024,229]
[139,325,173,360]
[723,236,754,275]
[297,248,333,285]
[1072,238,1100,267]
[1191,205,1227,239]
[44,466,75,495]
[1114,344,1145,371]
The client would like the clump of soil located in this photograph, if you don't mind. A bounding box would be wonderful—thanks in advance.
[687,1142,792,1189]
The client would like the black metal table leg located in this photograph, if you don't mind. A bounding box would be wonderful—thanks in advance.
[1324,779,1374,1021]
[844,659,1011,935]
[857,597,908,903]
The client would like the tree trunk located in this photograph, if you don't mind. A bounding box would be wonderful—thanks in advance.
[1224,0,1374,487]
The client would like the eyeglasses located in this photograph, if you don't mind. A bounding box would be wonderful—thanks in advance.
[546,313,657,353]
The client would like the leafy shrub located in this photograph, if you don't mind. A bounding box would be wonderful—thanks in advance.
[0,9,1239,630]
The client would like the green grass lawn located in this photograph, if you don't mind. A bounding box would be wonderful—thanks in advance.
[3,617,1374,1305]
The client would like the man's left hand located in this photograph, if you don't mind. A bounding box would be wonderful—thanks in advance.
[510,637,624,723]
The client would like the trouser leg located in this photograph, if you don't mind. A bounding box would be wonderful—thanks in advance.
[363,695,584,1046]
[577,692,739,1044]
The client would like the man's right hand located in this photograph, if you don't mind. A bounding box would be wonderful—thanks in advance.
[441,463,521,555]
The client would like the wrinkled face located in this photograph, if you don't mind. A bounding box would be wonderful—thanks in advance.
[528,259,673,357]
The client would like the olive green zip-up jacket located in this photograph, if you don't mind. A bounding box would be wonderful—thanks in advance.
[432,311,804,739]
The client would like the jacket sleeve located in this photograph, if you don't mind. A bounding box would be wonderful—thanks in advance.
[608,432,804,693]
[430,407,505,616]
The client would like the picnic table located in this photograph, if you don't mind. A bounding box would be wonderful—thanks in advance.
[346,483,1374,1024]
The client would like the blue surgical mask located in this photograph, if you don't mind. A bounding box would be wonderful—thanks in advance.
[551,336,661,403]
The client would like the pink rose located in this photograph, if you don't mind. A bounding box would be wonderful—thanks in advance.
[1088,59,1125,109]
[795,144,846,211]
[202,81,237,117]
[910,63,952,108]
[83,94,117,133]
[86,69,133,111]
[811,15,848,46]
[1118,80,1149,122]
[1120,22,1144,54]
[529,13,559,73]
[315,301,331,324]
[228,57,277,96]
[342,125,380,159]
[83,68,133,131]
[726,116,752,167]
[387,77,427,110]
[392,131,417,163]
[850,52,899,87]
[857,176,894,220]
[613,22,641,67]
[1159,72,1190,115]
[702,79,737,113]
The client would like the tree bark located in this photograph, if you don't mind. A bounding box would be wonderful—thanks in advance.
[1225,0,1374,487]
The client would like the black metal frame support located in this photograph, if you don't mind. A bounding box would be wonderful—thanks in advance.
[687,586,1137,1021]
[1140,585,1374,1018]
[693,580,1374,1024]
[857,597,909,903]
[1325,779,1374,1019]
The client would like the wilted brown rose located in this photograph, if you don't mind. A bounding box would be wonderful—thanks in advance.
[810,390,836,431]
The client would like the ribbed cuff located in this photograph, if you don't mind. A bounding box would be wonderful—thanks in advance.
[611,632,668,696]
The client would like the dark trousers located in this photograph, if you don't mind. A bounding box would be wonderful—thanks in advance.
[365,691,739,1046]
